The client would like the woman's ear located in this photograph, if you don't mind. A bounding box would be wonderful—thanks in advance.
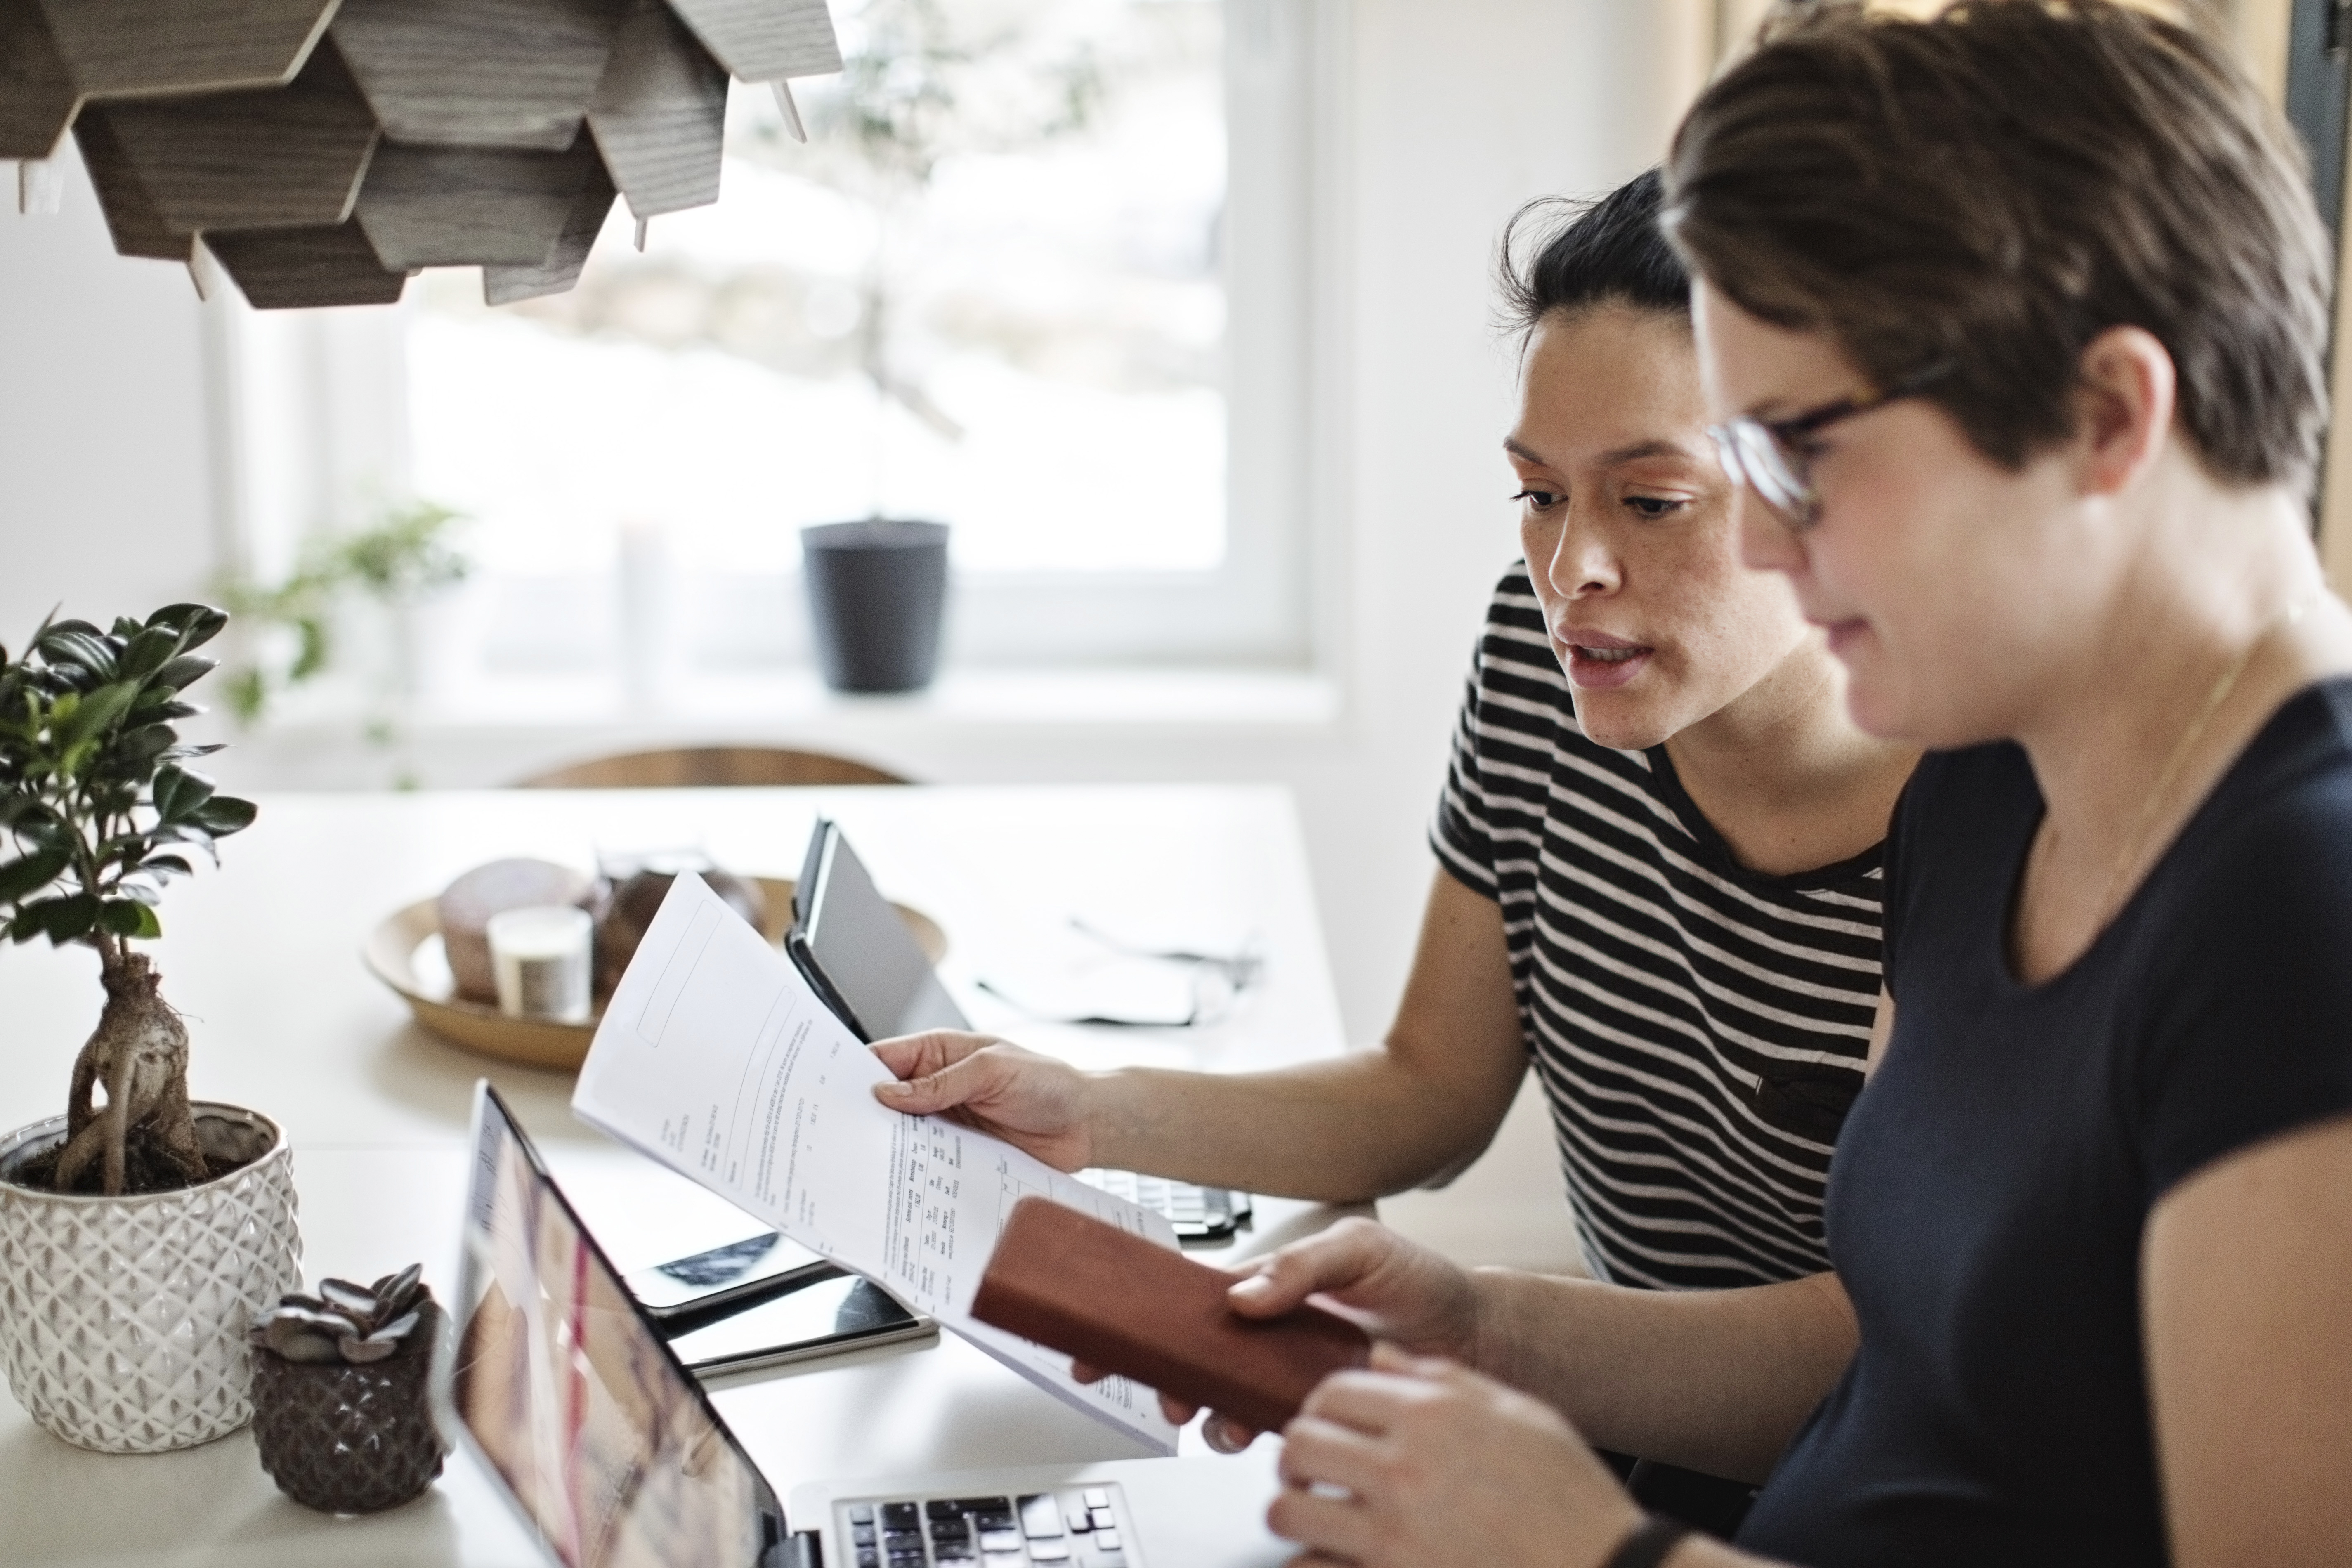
[2072,326,2177,498]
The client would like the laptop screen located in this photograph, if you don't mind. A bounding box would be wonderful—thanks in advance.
[447,1084,784,1568]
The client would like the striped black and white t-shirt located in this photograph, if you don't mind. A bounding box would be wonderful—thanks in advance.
[1431,566,1883,1290]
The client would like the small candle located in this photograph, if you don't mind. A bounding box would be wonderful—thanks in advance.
[486,906,594,1022]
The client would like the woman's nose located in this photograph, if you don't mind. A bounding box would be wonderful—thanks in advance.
[1547,512,1619,597]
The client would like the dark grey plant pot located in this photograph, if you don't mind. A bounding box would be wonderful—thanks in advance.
[250,1301,446,1514]
[801,519,949,693]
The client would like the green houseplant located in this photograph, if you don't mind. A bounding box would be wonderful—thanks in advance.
[0,604,302,1454]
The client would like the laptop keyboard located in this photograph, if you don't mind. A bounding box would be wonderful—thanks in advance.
[841,1486,1131,1568]
[1076,1169,1249,1244]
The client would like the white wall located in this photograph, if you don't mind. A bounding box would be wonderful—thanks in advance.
[0,0,1685,1267]
[0,144,219,645]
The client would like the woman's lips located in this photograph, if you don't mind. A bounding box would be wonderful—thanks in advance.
[1822,619,1871,658]
[1561,640,1654,690]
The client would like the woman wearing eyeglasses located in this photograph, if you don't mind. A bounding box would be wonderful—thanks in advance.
[1152,6,2352,1568]
[874,168,1916,1530]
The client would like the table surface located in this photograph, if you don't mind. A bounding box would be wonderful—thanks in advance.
[0,785,1352,1567]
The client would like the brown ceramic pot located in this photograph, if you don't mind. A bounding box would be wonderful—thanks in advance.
[250,1301,446,1514]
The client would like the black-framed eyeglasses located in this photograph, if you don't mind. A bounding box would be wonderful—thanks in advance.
[1707,361,1953,529]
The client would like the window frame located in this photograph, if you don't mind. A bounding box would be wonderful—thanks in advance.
[213,0,1344,690]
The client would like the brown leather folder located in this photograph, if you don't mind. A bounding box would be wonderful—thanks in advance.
[971,1196,1372,1434]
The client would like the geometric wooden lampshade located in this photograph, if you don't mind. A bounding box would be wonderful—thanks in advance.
[3,0,839,309]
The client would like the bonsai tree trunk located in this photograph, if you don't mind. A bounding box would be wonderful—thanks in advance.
[53,936,208,1195]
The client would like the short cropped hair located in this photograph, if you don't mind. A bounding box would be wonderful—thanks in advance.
[1497,168,1690,339]
[1663,0,2332,489]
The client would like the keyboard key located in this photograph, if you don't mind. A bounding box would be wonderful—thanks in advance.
[883,1502,922,1530]
[1019,1494,1064,1537]
[1089,1507,1116,1531]
[850,1505,876,1525]
[855,1551,878,1568]
[1028,1542,1070,1561]
[929,1499,967,1520]
[979,1528,1024,1551]
[853,1524,877,1544]
[955,1497,1013,1513]
[1083,1489,1110,1510]
[933,1547,976,1563]
[983,1555,1027,1568]
[1094,1532,1120,1551]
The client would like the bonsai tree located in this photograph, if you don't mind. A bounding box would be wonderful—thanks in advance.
[0,605,257,1195]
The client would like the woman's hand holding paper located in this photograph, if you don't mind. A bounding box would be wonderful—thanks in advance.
[871,1030,1097,1171]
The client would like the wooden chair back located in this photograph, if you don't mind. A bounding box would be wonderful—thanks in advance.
[514,746,909,789]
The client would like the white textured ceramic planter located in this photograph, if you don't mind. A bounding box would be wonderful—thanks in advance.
[0,1103,301,1453]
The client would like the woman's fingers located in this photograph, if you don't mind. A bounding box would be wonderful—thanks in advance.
[1266,1481,1380,1566]
[1296,1366,1438,1439]
[869,1030,990,1082]
[1227,1217,1397,1318]
[1278,1412,1389,1498]
[873,1038,1025,1114]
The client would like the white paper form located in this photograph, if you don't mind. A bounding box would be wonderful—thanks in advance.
[571,873,1181,1453]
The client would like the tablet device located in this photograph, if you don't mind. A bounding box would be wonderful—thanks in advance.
[789,819,1254,1247]
[788,818,966,1042]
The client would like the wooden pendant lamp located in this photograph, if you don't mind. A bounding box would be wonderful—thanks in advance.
[1,0,839,309]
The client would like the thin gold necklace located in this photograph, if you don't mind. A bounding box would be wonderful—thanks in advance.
[2091,594,2313,926]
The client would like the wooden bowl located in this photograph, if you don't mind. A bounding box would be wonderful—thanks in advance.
[363,876,947,1072]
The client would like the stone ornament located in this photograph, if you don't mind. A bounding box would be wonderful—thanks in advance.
[0,1104,302,1454]
[2,0,841,309]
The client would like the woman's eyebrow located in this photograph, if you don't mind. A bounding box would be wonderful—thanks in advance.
[1596,438,1692,465]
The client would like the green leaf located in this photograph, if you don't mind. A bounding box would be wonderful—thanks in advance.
[56,680,139,750]
[0,848,68,904]
[11,820,68,852]
[140,853,194,880]
[38,629,118,682]
[153,765,216,821]
[9,909,45,944]
[27,894,97,943]
[114,724,176,766]
[146,604,229,652]
[116,625,179,680]
[290,619,328,681]
[99,899,161,938]
[190,795,256,836]
[150,654,216,693]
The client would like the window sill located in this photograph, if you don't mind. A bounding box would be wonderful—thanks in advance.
[254,664,1345,737]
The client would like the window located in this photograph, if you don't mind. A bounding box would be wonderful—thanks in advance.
[226,0,1327,708]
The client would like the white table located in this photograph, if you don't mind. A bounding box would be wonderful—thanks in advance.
[0,786,1352,1567]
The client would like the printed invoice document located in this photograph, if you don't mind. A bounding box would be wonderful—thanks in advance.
[571,871,1182,1452]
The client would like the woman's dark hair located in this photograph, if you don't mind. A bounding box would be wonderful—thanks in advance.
[1664,0,2330,489]
[1497,168,1689,340]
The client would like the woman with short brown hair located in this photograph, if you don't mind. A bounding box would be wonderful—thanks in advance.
[1181,6,2352,1566]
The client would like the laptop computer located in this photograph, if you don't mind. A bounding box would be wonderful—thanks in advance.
[441,1082,1290,1568]
[788,819,1252,1247]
